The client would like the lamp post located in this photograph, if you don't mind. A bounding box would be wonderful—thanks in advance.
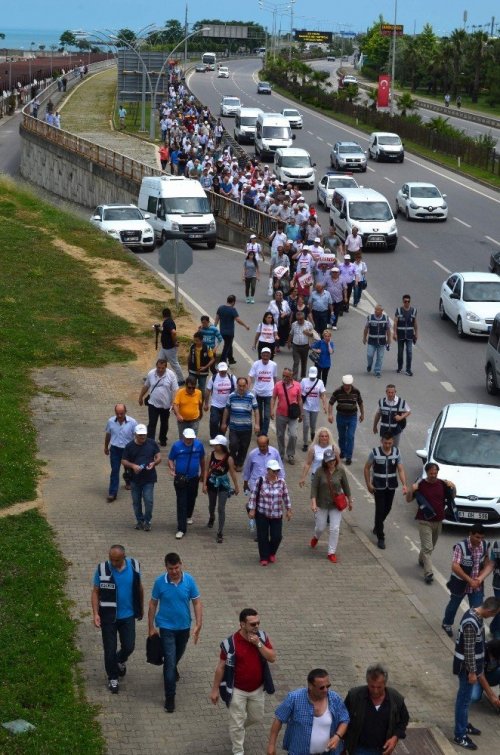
[258,1,295,60]
[390,0,397,116]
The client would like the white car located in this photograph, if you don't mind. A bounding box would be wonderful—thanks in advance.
[395,182,448,221]
[342,74,358,86]
[220,96,241,116]
[416,403,500,526]
[316,172,359,210]
[281,108,303,128]
[439,272,500,338]
[90,203,155,251]
[218,66,229,78]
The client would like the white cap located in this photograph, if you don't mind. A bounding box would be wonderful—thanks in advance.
[209,434,228,446]
[183,428,196,439]
[314,237,321,243]
[267,459,281,471]
[217,362,228,371]
[344,254,351,260]
[342,374,354,385]
[135,424,148,435]
[250,234,256,239]
[331,267,340,273]
[308,366,318,378]
[261,347,272,354]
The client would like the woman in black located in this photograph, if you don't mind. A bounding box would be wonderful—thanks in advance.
[202,435,239,543]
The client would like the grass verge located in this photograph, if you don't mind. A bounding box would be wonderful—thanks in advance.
[0,509,105,754]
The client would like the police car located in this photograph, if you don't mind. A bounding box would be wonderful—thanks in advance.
[316,172,359,210]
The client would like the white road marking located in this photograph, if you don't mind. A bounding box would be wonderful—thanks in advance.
[383,177,395,184]
[307,130,314,135]
[367,166,376,172]
[424,362,438,372]
[440,381,456,392]
[485,235,500,247]
[433,260,451,274]
[453,217,472,228]
[402,236,419,249]
[316,136,324,141]
[327,142,333,147]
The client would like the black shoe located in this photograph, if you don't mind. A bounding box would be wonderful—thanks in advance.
[396,368,402,374]
[442,623,453,638]
[453,735,477,750]
[216,532,223,543]
[108,678,119,694]
[345,458,352,465]
[143,522,151,532]
[207,517,215,528]
[466,724,481,736]
[424,573,434,584]
[164,695,175,713]
[367,365,372,373]
[135,521,143,530]
[302,444,308,452]
[159,441,167,447]
[339,452,345,459]
[406,370,413,377]
[228,358,237,365]
[377,539,386,549]
[117,663,127,677]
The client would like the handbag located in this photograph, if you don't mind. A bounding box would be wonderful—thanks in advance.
[144,377,163,407]
[308,348,320,366]
[146,634,164,665]
[326,470,348,511]
[174,443,194,488]
[359,279,367,291]
[283,381,300,420]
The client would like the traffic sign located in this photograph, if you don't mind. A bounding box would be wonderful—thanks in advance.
[158,239,193,274]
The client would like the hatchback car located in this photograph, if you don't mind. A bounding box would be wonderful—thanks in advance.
[341,74,357,86]
[330,141,367,172]
[220,96,241,116]
[90,204,155,251]
[416,403,500,525]
[316,172,359,210]
[218,66,229,78]
[257,81,272,94]
[281,108,303,128]
[439,272,500,337]
[395,182,448,221]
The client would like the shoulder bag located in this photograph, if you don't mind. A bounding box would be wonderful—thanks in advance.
[283,382,301,420]
[326,469,348,511]
[144,377,164,407]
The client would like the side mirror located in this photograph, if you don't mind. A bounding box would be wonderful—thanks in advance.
[312,162,316,167]
[443,194,447,199]
[416,449,427,461]
[143,213,150,219]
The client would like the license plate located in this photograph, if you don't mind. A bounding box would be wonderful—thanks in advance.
[458,511,488,520]
[189,234,203,239]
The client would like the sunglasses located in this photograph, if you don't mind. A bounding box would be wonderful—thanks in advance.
[247,621,260,627]
[317,684,331,690]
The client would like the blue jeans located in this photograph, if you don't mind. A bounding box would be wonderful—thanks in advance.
[130,481,155,525]
[336,414,357,459]
[491,586,500,638]
[209,406,225,439]
[158,346,185,384]
[109,445,124,496]
[353,283,363,307]
[256,512,283,561]
[175,476,199,533]
[189,372,209,392]
[397,339,413,371]
[367,343,385,376]
[471,667,500,701]
[101,616,136,679]
[256,395,272,437]
[443,589,484,628]
[159,627,190,698]
[455,670,474,738]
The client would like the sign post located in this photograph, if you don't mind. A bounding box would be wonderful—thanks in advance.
[158,239,193,307]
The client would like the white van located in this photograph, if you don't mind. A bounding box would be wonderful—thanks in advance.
[368,131,404,162]
[329,187,398,250]
[234,107,263,144]
[138,176,217,249]
[274,148,316,188]
[254,112,295,159]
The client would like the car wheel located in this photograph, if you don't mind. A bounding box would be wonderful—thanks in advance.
[439,299,448,320]
[207,241,216,249]
[362,167,367,172]
[394,201,399,216]
[161,231,168,244]
[486,365,499,395]
[457,317,466,339]
[399,155,404,163]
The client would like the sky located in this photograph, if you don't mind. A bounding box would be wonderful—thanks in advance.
[2,0,499,38]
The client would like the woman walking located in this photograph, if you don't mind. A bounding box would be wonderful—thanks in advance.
[247,460,292,566]
[310,329,334,386]
[254,311,279,359]
[310,449,352,563]
[299,427,340,487]
[242,250,260,303]
[202,435,239,543]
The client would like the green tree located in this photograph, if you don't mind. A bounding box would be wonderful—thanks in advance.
[396,91,417,116]
[359,16,391,75]
[365,86,378,110]
[115,29,137,48]
[59,30,76,49]
[466,31,490,103]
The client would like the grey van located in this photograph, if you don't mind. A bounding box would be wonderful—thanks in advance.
[485,313,500,395]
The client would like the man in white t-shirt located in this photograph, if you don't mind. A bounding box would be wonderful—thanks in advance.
[246,234,263,262]
[248,348,278,437]
[204,362,236,438]
[300,366,327,450]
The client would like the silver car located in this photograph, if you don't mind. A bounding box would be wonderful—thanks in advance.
[330,141,367,172]
[220,96,241,116]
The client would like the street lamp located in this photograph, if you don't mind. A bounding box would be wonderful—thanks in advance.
[390,0,397,116]
[258,1,295,60]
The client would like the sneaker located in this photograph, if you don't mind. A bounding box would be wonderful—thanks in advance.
[260,560,268,566]
[332,325,338,330]
[302,444,308,452]
[187,518,193,525]
[245,297,250,303]
[216,532,223,543]
[250,297,255,303]
[135,521,143,530]
[164,695,175,713]
[175,531,184,539]
[207,517,215,528]
[367,366,372,373]
[375,373,381,378]
[377,538,386,549]
[442,623,453,638]
[310,536,319,549]
[424,573,434,584]
[288,456,295,465]
[327,554,337,563]
[269,555,276,563]
[466,724,481,736]
[396,368,402,374]
[345,458,352,465]
[406,370,413,376]
[453,735,477,750]
[117,663,127,678]
[108,678,119,694]
[143,522,151,532]
[106,495,117,502]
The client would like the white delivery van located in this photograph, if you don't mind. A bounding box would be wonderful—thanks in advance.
[234,107,263,143]
[329,187,398,250]
[274,148,316,188]
[254,112,295,159]
[368,131,404,162]
[138,176,217,249]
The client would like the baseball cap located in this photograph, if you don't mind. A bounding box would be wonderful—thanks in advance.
[323,448,335,462]
[250,234,256,239]
[209,434,228,446]
[183,428,196,439]
[267,459,281,471]
[261,347,272,354]
[314,237,321,243]
[344,254,351,260]
[135,424,147,435]
[331,267,340,273]
[217,362,228,371]
[308,366,318,378]
[342,374,354,385]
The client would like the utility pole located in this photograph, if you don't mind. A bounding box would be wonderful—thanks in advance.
[184,3,188,64]
[390,0,397,116]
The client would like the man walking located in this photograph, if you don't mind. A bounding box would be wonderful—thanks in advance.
[372,383,411,448]
[149,552,203,713]
[243,436,284,493]
[364,433,407,549]
[187,330,215,391]
[199,314,223,369]
[394,295,418,376]
[287,310,314,380]
[267,668,349,755]
[406,462,455,584]
[104,404,137,502]
[205,362,236,438]
[210,608,276,755]
[309,282,332,338]
[91,544,143,694]
[452,597,500,750]
[139,359,178,447]
[271,367,303,465]
[363,304,391,378]
[344,663,409,755]
[327,374,364,465]
[168,428,205,539]
[172,376,204,438]
[325,267,346,330]
[158,307,185,385]
[442,524,490,638]
[248,347,278,437]
[222,377,259,471]
[121,425,161,531]
[215,295,250,365]
[300,366,327,452]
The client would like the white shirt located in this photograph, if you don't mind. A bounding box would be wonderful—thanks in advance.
[144,368,178,409]
[309,707,332,755]
[248,359,278,397]
[105,415,137,448]
[268,298,291,325]
[206,373,236,409]
[300,377,326,412]
[246,241,262,261]
[345,233,363,252]
[256,322,278,343]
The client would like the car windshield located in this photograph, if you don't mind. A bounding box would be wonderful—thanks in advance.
[348,201,392,221]
[260,82,270,87]
[339,145,363,154]
[161,197,210,215]
[223,98,240,106]
[263,127,290,138]
[102,208,143,221]
[410,186,441,198]
[282,156,311,167]
[284,110,299,117]
[327,177,357,189]
[462,282,500,302]
[240,116,258,126]
[379,136,401,145]
[434,427,500,468]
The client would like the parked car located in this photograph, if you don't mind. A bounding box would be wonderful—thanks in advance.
[395,182,448,221]
[416,403,500,525]
[485,313,500,395]
[489,250,500,275]
[316,172,359,210]
[220,95,241,116]
[281,108,303,128]
[90,203,155,251]
[439,272,500,337]
[330,141,367,172]
[257,81,272,94]
[218,66,229,78]
[341,74,357,85]
[327,55,336,62]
